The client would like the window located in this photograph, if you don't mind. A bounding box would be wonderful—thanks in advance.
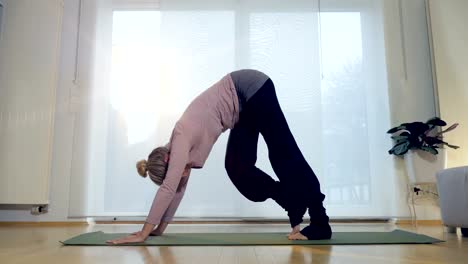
[70,0,395,219]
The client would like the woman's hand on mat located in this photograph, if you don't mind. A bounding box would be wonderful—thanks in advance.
[106,222,155,244]
[106,233,147,245]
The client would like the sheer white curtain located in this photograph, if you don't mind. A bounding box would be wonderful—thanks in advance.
[69,0,397,219]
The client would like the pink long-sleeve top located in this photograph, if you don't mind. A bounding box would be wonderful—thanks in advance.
[145,74,240,225]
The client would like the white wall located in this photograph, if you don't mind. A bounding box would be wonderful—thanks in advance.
[429,0,468,168]
[0,0,442,221]
[382,0,441,220]
[384,0,436,124]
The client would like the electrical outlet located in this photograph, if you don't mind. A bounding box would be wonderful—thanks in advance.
[31,205,49,215]
[408,183,439,206]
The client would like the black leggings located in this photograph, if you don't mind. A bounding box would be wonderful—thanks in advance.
[225,79,331,239]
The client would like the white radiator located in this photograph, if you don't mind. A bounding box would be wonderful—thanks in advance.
[0,0,63,204]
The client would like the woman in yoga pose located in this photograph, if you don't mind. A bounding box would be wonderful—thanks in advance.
[107,69,331,245]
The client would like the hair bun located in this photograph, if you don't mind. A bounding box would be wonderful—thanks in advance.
[136,159,148,178]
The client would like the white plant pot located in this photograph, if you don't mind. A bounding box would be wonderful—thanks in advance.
[404,148,447,183]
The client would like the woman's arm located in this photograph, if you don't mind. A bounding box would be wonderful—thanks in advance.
[107,174,189,244]
[160,175,189,223]
[153,173,190,236]
[107,126,191,245]
[145,129,190,225]
[106,179,185,244]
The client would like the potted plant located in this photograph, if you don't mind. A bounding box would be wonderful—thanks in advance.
[387,117,459,183]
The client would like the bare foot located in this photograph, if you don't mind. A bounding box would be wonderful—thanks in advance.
[288,232,308,240]
[287,225,301,237]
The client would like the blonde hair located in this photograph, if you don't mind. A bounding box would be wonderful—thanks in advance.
[136,146,169,186]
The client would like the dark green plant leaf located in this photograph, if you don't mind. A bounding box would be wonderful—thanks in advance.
[426,117,447,127]
[387,125,406,134]
[421,146,438,155]
[390,141,410,156]
[391,135,409,141]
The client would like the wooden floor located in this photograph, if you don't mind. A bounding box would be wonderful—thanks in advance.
[0,223,467,264]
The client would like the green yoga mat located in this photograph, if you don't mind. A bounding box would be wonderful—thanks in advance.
[61,230,443,246]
